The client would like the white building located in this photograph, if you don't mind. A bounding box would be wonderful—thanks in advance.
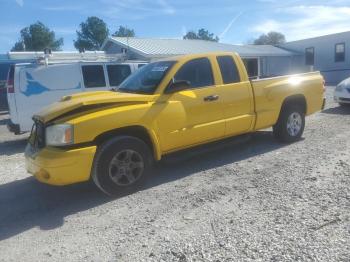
[102,32,350,85]
[101,37,301,79]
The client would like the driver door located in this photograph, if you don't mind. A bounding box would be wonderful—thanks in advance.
[156,57,225,153]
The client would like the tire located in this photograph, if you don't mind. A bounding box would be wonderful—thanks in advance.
[273,105,305,143]
[92,136,153,196]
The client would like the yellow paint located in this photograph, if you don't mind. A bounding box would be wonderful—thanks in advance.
[26,52,325,186]
[25,145,96,185]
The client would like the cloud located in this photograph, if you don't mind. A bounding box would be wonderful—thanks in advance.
[15,0,23,7]
[252,5,350,41]
[219,11,244,39]
[42,5,84,11]
[98,0,175,20]
[157,0,175,14]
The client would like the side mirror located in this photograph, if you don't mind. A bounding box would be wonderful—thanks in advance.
[164,80,191,94]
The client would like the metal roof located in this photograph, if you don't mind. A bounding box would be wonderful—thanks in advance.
[103,37,298,58]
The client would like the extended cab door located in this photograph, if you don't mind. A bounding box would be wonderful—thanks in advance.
[215,55,255,136]
[157,57,225,152]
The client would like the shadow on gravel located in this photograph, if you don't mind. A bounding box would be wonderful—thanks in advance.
[0,179,108,241]
[322,105,350,115]
[0,131,288,241]
[0,139,27,156]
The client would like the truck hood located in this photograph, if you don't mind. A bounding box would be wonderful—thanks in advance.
[33,91,156,123]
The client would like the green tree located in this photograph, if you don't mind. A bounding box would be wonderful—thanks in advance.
[183,28,219,42]
[112,26,135,37]
[74,16,109,51]
[11,21,63,51]
[253,31,286,45]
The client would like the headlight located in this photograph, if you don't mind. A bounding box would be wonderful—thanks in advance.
[45,124,73,146]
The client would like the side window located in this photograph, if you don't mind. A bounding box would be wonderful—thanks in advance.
[305,47,314,66]
[138,64,146,69]
[217,56,240,84]
[107,65,131,87]
[174,58,214,88]
[335,43,345,62]
[82,65,106,88]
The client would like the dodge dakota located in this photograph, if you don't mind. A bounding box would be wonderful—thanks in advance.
[25,52,325,195]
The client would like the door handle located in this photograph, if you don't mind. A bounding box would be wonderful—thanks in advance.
[204,95,219,102]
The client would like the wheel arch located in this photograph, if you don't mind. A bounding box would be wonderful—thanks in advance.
[279,94,307,117]
[93,125,161,161]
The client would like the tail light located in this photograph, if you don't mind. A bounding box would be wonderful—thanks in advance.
[6,66,15,93]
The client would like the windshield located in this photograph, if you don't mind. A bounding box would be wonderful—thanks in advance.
[117,60,176,94]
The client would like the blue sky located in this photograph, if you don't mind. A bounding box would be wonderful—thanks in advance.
[0,0,350,52]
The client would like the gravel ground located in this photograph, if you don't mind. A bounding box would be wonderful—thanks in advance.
[0,87,349,262]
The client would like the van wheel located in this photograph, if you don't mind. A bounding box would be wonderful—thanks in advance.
[273,106,305,143]
[92,136,153,196]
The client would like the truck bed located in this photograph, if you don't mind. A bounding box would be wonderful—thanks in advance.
[251,72,325,131]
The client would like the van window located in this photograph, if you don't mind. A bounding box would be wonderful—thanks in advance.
[107,65,131,87]
[138,64,146,69]
[174,58,214,88]
[82,65,106,88]
[217,56,240,84]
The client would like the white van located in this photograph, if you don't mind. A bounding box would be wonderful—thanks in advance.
[7,61,147,134]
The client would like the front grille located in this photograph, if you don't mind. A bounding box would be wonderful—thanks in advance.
[29,121,45,149]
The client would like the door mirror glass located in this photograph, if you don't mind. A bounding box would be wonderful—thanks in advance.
[164,80,191,94]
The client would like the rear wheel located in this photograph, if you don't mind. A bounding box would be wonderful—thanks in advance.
[92,136,153,196]
[273,106,305,143]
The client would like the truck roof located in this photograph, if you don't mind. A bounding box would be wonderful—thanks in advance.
[157,51,240,62]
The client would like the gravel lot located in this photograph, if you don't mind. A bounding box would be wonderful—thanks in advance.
[0,87,349,262]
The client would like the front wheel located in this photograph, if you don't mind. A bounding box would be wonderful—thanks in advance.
[273,106,305,143]
[92,136,153,196]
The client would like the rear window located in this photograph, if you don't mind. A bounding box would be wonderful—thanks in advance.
[217,56,240,84]
[107,65,131,87]
[82,65,106,88]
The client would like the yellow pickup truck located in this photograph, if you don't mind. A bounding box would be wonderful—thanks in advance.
[25,52,325,195]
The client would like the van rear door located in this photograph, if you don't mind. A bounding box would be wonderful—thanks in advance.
[16,63,82,132]
[81,64,109,92]
[106,64,132,88]
[6,65,19,124]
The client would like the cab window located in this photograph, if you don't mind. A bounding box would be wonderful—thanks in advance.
[82,65,106,88]
[174,58,214,88]
[217,56,240,84]
[107,65,131,87]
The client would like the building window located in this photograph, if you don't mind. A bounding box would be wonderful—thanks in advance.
[305,47,314,66]
[335,43,345,62]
